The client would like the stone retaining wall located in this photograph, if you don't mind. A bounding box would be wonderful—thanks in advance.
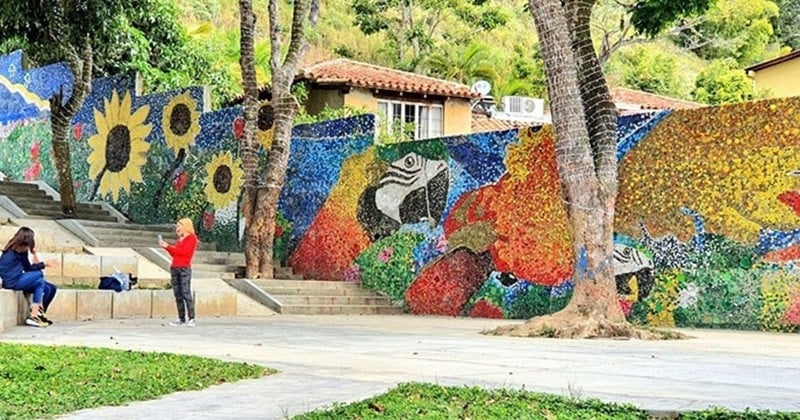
[1,286,271,332]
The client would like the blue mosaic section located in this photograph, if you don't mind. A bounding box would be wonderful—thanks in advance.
[616,111,670,160]
[441,129,518,185]
[0,50,72,124]
[197,107,241,151]
[441,157,482,223]
[279,124,374,253]
[293,114,375,139]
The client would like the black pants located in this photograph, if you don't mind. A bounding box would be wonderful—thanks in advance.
[170,267,195,321]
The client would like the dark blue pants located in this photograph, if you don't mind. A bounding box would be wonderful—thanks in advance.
[14,271,45,304]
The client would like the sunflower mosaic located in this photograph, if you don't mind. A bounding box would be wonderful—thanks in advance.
[204,151,244,209]
[162,91,201,154]
[256,102,275,149]
[87,90,151,202]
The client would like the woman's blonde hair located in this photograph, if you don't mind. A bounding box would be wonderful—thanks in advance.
[177,218,195,235]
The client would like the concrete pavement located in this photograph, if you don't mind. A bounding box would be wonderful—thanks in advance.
[1,315,799,419]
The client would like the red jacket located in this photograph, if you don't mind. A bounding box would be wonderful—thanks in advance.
[166,234,198,268]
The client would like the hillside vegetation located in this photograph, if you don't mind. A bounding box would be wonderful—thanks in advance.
[172,0,796,107]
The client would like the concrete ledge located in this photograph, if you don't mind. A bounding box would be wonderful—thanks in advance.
[1,288,250,330]
[62,254,102,278]
[152,290,176,317]
[38,252,64,277]
[0,290,18,332]
[101,255,139,277]
[47,289,78,321]
[113,291,153,318]
[195,290,237,317]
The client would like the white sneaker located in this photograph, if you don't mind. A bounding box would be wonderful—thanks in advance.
[169,319,185,327]
[185,319,196,327]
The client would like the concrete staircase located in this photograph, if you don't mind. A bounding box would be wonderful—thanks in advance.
[227,279,403,315]
[0,180,117,222]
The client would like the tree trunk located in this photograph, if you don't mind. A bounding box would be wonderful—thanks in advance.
[531,0,621,319]
[48,38,93,216]
[238,0,268,278]
[489,0,636,338]
[239,0,319,278]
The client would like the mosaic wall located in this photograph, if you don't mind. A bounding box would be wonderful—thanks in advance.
[1,51,293,251]
[278,101,800,332]
[2,50,799,331]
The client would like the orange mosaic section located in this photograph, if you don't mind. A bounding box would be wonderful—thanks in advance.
[289,149,379,280]
[444,127,572,285]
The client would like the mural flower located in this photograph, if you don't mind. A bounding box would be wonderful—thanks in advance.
[162,91,200,153]
[87,90,151,202]
[256,102,274,149]
[204,150,243,209]
[172,169,189,193]
[232,116,245,139]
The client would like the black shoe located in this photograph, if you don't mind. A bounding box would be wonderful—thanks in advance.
[25,316,47,328]
[38,311,53,326]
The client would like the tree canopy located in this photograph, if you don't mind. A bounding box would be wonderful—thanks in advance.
[0,0,235,106]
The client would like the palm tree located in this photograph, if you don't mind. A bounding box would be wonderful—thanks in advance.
[426,41,497,85]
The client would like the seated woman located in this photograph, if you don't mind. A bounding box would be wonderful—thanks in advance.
[0,227,57,327]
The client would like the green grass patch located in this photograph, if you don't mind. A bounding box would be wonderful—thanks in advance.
[293,383,800,419]
[0,343,273,419]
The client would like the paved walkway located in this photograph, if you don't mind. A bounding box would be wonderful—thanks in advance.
[2,315,799,419]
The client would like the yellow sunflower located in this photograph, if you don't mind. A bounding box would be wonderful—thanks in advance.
[256,102,275,149]
[204,151,244,209]
[87,90,151,202]
[162,91,201,153]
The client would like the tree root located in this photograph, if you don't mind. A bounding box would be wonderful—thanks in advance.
[486,312,690,340]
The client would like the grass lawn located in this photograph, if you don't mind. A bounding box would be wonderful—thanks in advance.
[293,383,800,419]
[0,342,273,419]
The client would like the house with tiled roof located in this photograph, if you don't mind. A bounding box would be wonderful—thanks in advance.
[471,86,702,133]
[746,50,800,98]
[297,59,478,140]
[608,86,704,113]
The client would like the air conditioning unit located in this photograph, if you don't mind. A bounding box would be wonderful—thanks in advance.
[502,96,545,119]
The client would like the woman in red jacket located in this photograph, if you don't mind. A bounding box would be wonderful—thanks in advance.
[160,218,199,327]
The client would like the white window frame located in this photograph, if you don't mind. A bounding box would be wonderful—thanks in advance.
[377,99,444,140]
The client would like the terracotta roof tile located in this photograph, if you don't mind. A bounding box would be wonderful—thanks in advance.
[610,86,704,111]
[471,112,541,133]
[298,59,479,99]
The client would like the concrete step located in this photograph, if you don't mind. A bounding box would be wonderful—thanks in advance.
[9,197,105,209]
[80,221,174,232]
[253,279,367,289]
[277,295,392,306]
[49,276,169,289]
[256,285,380,297]
[192,263,245,273]
[0,189,51,199]
[11,203,111,216]
[280,305,403,315]
[194,251,246,262]
[0,181,46,193]
[22,209,119,222]
[194,271,237,279]
[86,226,179,239]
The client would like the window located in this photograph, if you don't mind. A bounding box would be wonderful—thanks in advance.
[377,100,444,140]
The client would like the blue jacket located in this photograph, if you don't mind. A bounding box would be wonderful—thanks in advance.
[0,250,44,289]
